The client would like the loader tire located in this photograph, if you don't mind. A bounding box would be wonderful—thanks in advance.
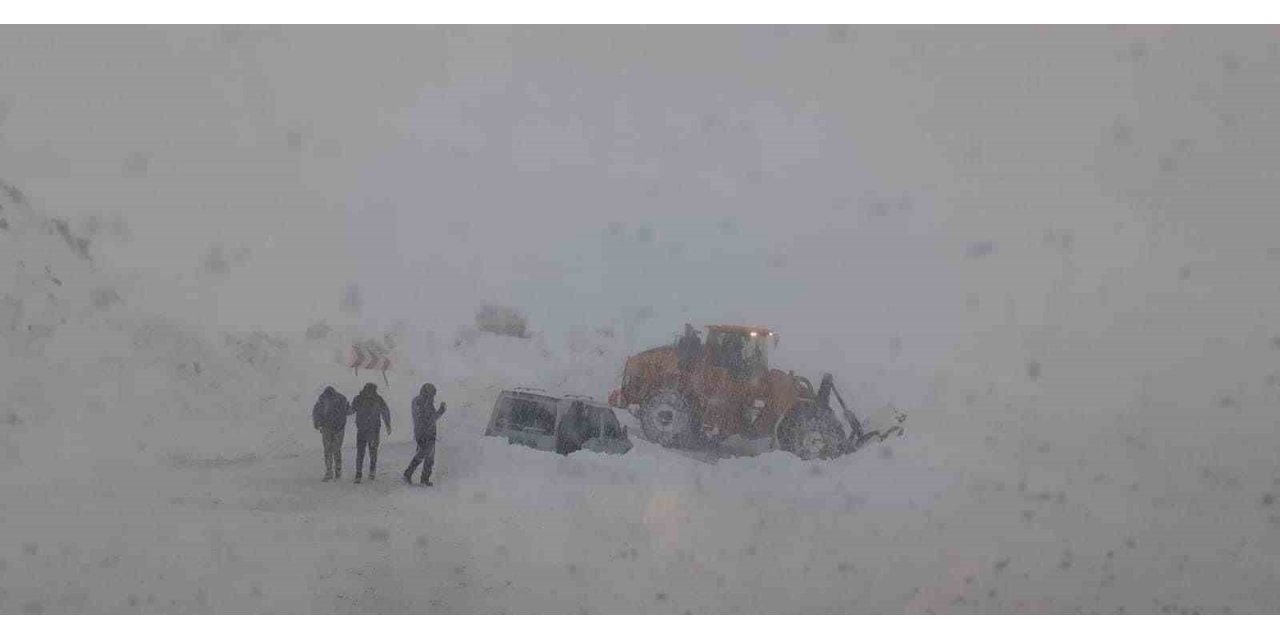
[638,388,698,448]
[780,406,846,461]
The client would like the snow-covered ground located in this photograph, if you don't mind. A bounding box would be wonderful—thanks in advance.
[4,180,1279,614]
[5,26,1280,613]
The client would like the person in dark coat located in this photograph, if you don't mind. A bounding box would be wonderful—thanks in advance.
[350,382,391,483]
[677,323,702,372]
[312,386,350,481]
[404,383,446,486]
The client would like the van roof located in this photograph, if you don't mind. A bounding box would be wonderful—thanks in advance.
[502,388,611,407]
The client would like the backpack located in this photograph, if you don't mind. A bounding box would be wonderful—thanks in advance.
[312,396,329,428]
[314,393,343,429]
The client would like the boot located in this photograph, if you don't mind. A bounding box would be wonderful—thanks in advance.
[403,469,413,484]
[354,473,362,484]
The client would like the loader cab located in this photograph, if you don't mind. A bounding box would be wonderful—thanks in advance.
[704,325,772,383]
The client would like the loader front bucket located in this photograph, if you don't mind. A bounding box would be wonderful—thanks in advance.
[841,404,907,455]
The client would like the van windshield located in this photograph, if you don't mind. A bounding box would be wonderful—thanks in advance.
[560,403,622,442]
[591,406,621,438]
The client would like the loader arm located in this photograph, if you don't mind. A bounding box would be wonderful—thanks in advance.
[815,373,905,454]
[816,373,863,440]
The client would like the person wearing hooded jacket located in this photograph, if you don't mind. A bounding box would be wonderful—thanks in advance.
[350,382,391,483]
[312,386,350,481]
[403,383,447,486]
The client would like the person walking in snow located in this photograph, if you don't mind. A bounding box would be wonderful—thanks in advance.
[350,382,391,483]
[403,383,446,486]
[312,386,350,482]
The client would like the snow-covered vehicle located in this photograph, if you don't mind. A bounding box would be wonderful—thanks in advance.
[610,324,906,460]
[484,388,633,456]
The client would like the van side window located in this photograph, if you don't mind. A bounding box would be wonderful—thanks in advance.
[586,406,607,440]
[505,396,557,435]
[595,408,622,439]
[564,402,599,442]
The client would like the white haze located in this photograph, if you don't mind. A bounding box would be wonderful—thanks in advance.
[2,26,1279,613]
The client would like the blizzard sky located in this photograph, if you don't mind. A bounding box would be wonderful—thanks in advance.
[4,24,1279,418]
[2,26,963,407]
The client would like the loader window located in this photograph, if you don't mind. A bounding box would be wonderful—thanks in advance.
[505,396,557,435]
[709,331,769,382]
[745,341,767,376]
[707,332,735,369]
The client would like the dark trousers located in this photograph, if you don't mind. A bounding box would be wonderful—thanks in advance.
[404,439,436,483]
[355,428,381,478]
[321,428,345,478]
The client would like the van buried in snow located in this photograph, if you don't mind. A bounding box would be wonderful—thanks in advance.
[485,388,633,456]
